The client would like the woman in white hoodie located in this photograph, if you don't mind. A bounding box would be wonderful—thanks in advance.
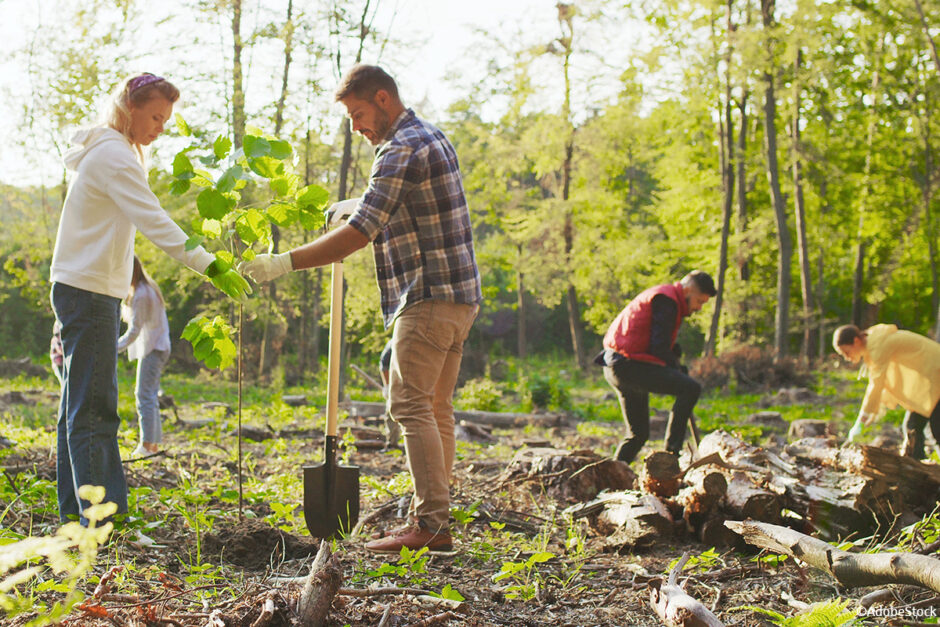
[50,73,250,525]
[118,257,171,458]
[834,323,940,459]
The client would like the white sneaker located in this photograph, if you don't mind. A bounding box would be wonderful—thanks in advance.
[132,444,148,458]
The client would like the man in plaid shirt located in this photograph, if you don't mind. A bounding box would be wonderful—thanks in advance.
[243,64,481,553]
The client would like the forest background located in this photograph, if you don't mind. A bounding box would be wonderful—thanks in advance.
[2,0,939,384]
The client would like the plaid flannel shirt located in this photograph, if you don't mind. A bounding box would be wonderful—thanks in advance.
[347,109,482,327]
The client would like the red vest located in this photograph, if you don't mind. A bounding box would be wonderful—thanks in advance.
[603,282,689,365]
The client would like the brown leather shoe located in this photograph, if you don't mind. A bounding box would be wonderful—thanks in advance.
[365,524,453,553]
[370,521,413,540]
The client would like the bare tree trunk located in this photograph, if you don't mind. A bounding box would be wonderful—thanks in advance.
[557,5,586,371]
[853,35,885,328]
[259,0,295,379]
[791,49,815,362]
[517,245,527,359]
[761,0,791,357]
[231,0,245,148]
[707,0,736,357]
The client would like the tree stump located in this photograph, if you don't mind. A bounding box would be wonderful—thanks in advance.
[641,451,681,498]
[297,540,343,627]
[501,447,636,503]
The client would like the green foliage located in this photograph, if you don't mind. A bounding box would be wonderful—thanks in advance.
[492,551,554,600]
[366,546,430,586]
[456,378,504,412]
[0,485,114,626]
[667,548,723,574]
[519,373,569,411]
[733,598,861,626]
[169,119,329,370]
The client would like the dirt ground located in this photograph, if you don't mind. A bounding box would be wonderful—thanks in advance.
[2,386,938,626]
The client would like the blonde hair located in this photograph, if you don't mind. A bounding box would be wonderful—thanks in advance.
[103,74,179,160]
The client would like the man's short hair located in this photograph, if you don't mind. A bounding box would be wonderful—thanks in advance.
[682,270,717,297]
[334,64,400,102]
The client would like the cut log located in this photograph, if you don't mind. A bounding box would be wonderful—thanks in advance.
[725,520,940,594]
[677,467,727,516]
[341,400,567,428]
[592,491,675,552]
[500,447,636,503]
[297,540,343,627]
[724,471,781,523]
[642,451,681,498]
[649,553,725,627]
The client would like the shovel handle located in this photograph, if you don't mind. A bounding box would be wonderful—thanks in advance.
[325,261,343,439]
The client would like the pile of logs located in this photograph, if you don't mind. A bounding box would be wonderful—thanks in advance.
[559,430,940,552]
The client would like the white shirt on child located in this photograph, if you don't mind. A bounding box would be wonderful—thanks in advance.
[117,282,170,361]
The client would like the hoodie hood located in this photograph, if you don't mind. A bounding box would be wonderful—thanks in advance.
[64,127,131,171]
[865,324,898,364]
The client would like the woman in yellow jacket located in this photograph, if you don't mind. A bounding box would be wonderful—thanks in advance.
[833,324,940,459]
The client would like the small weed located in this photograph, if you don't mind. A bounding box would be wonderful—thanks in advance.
[732,598,861,626]
[668,547,723,573]
[366,546,430,586]
[492,551,554,600]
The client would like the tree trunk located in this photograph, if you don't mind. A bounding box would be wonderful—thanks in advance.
[914,0,940,76]
[297,540,343,626]
[517,246,527,359]
[761,3,791,357]
[791,49,815,362]
[557,5,586,372]
[706,0,736,356]
[231,0,245,148]
[726,520,940,594]
[853,35,885,327]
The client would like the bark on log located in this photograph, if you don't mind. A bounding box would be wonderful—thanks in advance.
[297,540,343,627]
[725,520,940,594]
[501,447,636,503]
[678,467,727,515]
[642,451,681,498]
[724,471,781,523]
[575,490,674,552]
[649,553,725,627]
[342,400,567,428]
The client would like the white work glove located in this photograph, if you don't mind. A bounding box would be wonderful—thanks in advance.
[847,418,863,443]
[381,384,389,400]
[239,252,293,284]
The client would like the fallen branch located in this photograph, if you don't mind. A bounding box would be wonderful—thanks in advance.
[401,610,459,627]
[249,592,277,627]
[338,586,431,597]
[725,520,940,594]
[648,552,725,627]
[297,540,343,627]
[342,400,566,428]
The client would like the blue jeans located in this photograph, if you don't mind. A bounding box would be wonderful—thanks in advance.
[51,283,128,524]
[136,349,169,444]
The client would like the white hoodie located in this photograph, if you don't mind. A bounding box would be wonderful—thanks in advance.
[50,127,215,299]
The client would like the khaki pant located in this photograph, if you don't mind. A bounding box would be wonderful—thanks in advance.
[388,300,478,531]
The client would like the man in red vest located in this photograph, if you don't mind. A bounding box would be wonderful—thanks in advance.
[595,270,716,463]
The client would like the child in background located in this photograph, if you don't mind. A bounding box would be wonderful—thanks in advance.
[118,257,171,457]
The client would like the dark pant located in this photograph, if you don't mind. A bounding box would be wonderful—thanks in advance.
[52,282,127,524]
[603,359,702,463]
[902,400,940,460]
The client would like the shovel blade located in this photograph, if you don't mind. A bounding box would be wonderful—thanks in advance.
[303,462,360,538]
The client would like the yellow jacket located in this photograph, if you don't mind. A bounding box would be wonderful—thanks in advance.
[860,324,940,420]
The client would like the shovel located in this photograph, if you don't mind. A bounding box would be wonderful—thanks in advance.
[304,260,360,538]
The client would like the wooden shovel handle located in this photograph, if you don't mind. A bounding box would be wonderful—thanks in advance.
[325,262,343,438]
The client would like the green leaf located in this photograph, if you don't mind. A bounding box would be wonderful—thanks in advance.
[235,209,268,245]
[267,203,298,227]
[184,234,204,251]
[217,165,243,194]
[213,135,233,160]
[170,179,191,195]
[172,152,194,178]
[175,114,192,137]
[243,135,271,159]
[182,317,205,342]
[191,169,215,188]
[248,156,282,178]
[269,139,292,160]
[527,551,553,566]
[193,336,215,361]
[270,175,298,197]
[215,250,235,269]
[197,189,233,220]
[438,584,464,601]
[299,207,326,231]
[241,248,256,261]
[201,218,222,239]
[296,184,330,211]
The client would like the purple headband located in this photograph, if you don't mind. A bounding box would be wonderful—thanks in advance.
[127,73,164,94]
